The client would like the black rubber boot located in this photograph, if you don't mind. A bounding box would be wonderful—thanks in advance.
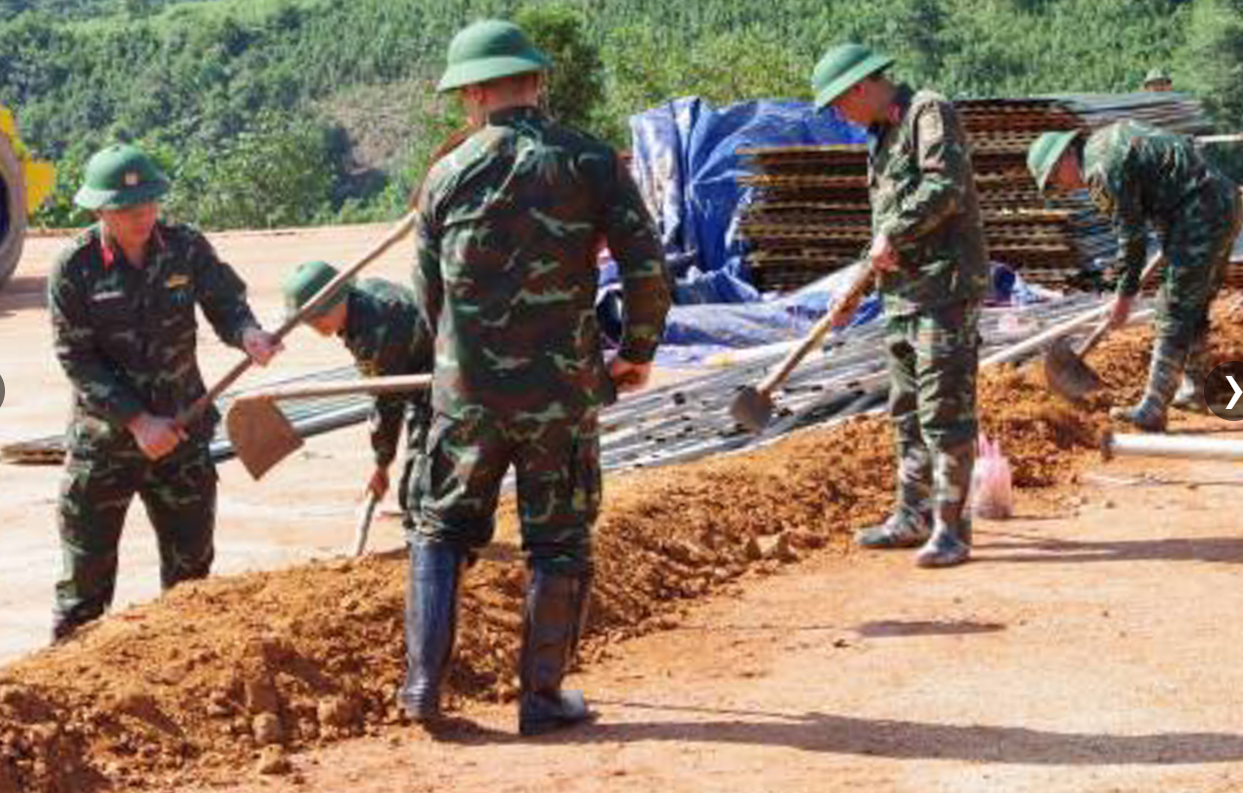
[915,523,971,568]
[1110,337,1185,433]
[399,537,465,722]
[50,618,78,646]
[1111,397,1170,431]
[1172,328,1209,413]
[915,439,974,569]
[1170,378,1207,413]
[518,569,592,737]
[854,512,931,549]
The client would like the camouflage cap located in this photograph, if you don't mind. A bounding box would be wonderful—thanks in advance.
[811,43,894,110]
[1143,68,1171,86]
[281,260,351,322]
[1027,130,1083,192]
[74,143,170,211]
[437,19,552,93]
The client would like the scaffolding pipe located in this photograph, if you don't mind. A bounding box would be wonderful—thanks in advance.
[1102,432,1243,461]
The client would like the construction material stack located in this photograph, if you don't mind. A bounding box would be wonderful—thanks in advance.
[739,93,1214,294]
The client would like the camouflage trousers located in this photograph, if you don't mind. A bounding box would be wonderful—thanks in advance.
[413,408,601,576]
[399,405,432,537]
[54,440,217,638]
[1148,182,1243,400]
[886,300,980,533]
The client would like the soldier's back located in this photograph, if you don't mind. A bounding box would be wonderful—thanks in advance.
[419,107,621,417]
[1085,120,1219,216]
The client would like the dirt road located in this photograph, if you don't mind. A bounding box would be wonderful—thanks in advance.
[7,226,1243,793]
[0,226,420,663]
[193,449,1243,793]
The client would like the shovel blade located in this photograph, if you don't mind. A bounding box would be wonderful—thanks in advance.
[1043,337,1102,402]
[225,398,304,480]
[730,386,774,433]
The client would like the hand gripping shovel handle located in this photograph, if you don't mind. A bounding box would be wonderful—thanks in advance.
[176,207,422,428]
[755,264,876,397]
[1073,251,1169,359]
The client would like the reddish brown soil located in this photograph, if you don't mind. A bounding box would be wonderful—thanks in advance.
[2,297,1238,793]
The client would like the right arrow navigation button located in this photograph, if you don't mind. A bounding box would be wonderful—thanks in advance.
[1207,362,1243,421]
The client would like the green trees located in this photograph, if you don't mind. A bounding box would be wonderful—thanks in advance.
[1177,0,1243,127]
[6,0,1242,231]
[515,2,604,132]
[161,115,337,229]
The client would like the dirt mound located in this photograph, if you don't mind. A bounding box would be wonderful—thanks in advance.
[2,299,1238,792]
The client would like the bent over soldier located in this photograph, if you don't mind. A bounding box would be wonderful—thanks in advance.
[1028,121,1242,430]
[48,143,281,641]
[812,44,989,568]
[281,262,434,526]
[402,19,670,735]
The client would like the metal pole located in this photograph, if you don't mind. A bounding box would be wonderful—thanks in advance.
[1102,432,1243,461]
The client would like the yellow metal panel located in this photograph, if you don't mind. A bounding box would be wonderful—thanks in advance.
[23,159,54,211]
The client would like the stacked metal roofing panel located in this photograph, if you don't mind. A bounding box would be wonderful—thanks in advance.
[0,294,1112,474]
[739,93,1215,293]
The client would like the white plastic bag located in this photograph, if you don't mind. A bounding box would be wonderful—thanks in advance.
[971,433,1014,520]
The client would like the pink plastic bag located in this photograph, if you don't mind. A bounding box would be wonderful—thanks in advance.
[971,433,1014,520]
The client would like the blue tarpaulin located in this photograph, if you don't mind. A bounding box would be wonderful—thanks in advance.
[621,96,866,304]
[598,261,1052,367]
[595,97,1050,365]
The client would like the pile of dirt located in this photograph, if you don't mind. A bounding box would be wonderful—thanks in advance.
[2,302,1238,792]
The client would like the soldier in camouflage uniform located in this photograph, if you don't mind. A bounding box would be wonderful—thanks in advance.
[402,19,670,735]
[812,44,989,568]
[281,261,434,526]
[1028,122,1242,430]
[1142,68,1173,92]
[48,143,281,641]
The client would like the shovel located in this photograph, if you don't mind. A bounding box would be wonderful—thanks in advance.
[226,374,432,479]
[1042,251,1165,402]
[730,262,876,432]
[351,490,380,557]
[175,206,422,432]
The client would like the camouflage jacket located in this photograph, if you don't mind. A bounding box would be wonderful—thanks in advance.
[1082,120,1238,296]
[48,221,258,451]
[868,84,989,316]
[340,277,433,467]
[413,106,671,419]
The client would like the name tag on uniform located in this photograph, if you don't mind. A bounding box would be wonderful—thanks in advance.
[91,290,124,302]
[166,275,190,289]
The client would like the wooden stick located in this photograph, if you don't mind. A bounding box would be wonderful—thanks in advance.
[177,208,421,427]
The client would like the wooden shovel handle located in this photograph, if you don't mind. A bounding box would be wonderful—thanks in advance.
[1075,251,1168,358]
[756,264,875,396]
[176,209,422,427]
[234,374,432,403]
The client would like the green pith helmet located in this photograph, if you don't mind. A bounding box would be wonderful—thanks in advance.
[1027,130,1083,192]
[811,43,895,109]
[282,260,350,322]
[437,19,552,93]
[1143,68,1171,86]
[73,143,170,211]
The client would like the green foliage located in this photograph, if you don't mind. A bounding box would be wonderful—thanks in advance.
[160,113,337,229]
[515,1,604,131]
[602,24,806,106]
[34,114,338,230]
[334,85,467,223]
[8,0,1243,229]
[1176,0,1243,128]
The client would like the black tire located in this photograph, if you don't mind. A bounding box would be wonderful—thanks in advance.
[0,135,28,293]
